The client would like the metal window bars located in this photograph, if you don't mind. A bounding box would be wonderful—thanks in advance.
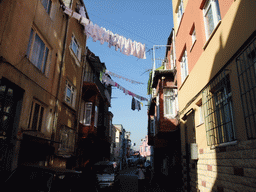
[236,37,256,139]
[202,70,236,146]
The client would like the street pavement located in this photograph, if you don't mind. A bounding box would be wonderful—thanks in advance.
[114,166,168,192]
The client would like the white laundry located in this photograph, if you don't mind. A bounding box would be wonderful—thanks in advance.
[80,17,89,26]
[63,5,146,59]
[122,38,130,56]
[102,29,110,44]
[72,12,81,21]
[79,6,86,18]
[64,7,73,16]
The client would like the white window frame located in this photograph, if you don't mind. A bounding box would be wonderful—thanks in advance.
[203,0,221,40]
[70,35,82,62]
[65,80,76,108]
[192,28,196,46]
[28,99,45,131]
[27,28,50,74]
[180,50,189,83]
[80,101,92,126]
[199,105,204,125]
[177,0,184,26]
[40,0,52,14]
[164,89,176,118]
[156,94,160,121]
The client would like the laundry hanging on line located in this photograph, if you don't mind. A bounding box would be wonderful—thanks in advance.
[131,97,141,111]
[62,5,146,59]
[102,74,148,101]
[105,70,144,84]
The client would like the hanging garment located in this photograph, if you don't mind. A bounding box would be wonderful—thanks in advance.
[64,7,73,16]
[79,6,86,18]
[72,12,81,21]
[131,98,135,110]
[138,101,141,111]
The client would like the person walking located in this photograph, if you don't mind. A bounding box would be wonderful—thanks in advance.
[137,164,146,192]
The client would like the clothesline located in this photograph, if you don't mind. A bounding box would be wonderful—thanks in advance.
[62,5,146,59]
[105,70,144,84]
[102,74,148,101]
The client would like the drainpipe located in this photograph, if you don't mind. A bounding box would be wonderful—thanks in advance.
[51,2,70,153]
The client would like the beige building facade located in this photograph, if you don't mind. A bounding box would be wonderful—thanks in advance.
[172,0,256,191]
[0,0,107,177]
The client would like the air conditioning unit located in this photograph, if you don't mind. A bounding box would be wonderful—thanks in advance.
[190,143,198,160]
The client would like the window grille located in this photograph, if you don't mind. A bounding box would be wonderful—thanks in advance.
[202,71,236,146]
[236,37,256,139]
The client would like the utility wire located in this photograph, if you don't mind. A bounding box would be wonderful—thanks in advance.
[88,13,159,46]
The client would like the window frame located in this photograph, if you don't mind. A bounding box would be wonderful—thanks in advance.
[28,99,45,132]
[65,80,76,108]
[192,28,196,46]
[80,101,93,126]
[163,88,176,118]
[70,35,82,62]
[236,37,256,139]
[94,105,98,128]
[202,74,236,146]
[180,50,189,83]
[203,0,221,40]
[40,0,52,14]
[177,0,184,26]
[26,28,50,74]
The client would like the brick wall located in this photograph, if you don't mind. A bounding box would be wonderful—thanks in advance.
[183,140,256,192]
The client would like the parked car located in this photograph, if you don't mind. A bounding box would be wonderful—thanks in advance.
[2,165,87,192]
[92,161,118,190]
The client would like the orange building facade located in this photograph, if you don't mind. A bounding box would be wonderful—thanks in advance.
[172,0,256,191]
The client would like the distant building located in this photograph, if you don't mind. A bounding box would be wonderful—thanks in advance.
[139,136,152,162]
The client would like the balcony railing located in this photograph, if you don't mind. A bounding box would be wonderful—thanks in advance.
[83,72,111,103]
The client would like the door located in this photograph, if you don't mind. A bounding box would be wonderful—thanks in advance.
[0,78,23,174]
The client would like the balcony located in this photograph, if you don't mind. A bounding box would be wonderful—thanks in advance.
[83,72,111,104]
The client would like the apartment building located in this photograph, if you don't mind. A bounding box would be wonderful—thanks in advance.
[0,0,113,178]
[139,136,152,161]
[0,0,71,176]
[172,0,256,191]
[147,30,182,190]
[77,49,113,168]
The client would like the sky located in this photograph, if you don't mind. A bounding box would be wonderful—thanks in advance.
[83,0,174,150]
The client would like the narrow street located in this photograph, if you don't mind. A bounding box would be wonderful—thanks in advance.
[116,167,139,192]
[113,166,167,192]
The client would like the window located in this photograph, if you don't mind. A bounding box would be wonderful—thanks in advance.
[199,105,204,125]
[180,50,188,83]
[164,89,176,117]
[236,37,256,139]
[58,125,75,153]
[177,0,184,25]
[80,101,92,125]
[202,73,236,146]
[109,119,112,137]
[94,105,98,127]
[27,28,50,73]
[65,80,76,107]
[149,117,155,136]
[28,100,45,131]
[192,28,196,46]
[70,35,81,61]
[40,0,52,14]
[203,0,221,40]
